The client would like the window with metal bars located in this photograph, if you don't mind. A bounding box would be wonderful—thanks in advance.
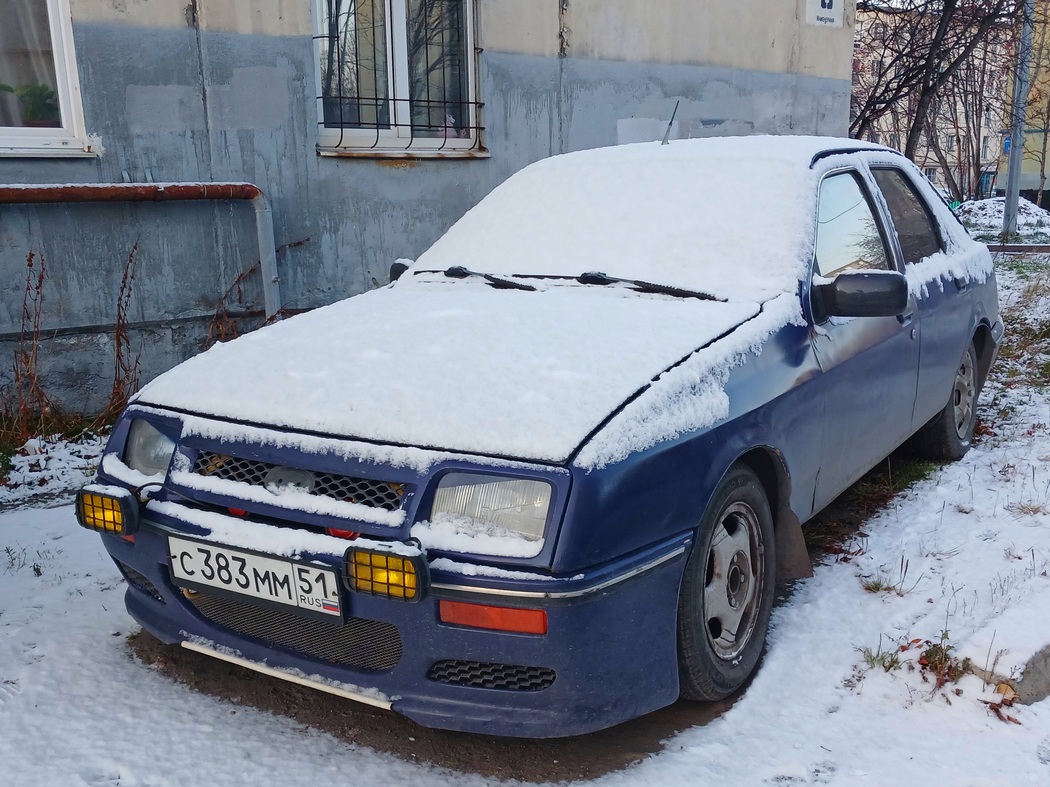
[314,0,483,155]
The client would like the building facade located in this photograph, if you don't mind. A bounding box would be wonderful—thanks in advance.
[1,0,856,413]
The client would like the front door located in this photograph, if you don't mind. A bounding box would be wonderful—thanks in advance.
[809,169,922,510]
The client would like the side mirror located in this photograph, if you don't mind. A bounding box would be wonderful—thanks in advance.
[813,271,908,318]
[389,260,410,282]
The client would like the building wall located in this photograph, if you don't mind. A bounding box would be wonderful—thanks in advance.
[0,0,854,413]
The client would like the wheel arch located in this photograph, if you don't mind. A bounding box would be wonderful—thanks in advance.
[735,447,813,583]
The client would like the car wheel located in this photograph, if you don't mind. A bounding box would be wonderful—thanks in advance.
[677,464,776,701]
[911,342,978,462]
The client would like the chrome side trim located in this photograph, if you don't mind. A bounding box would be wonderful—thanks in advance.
[180,641,392,710]
[430,546,688,600]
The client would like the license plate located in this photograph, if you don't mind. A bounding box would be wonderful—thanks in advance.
[168,536,342,619]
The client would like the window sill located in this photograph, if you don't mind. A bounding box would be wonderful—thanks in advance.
[0,133,103,158]
[317,145,489,160]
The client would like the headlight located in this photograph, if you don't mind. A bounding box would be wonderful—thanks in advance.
[124,419,176,478]
[431,473,551,543]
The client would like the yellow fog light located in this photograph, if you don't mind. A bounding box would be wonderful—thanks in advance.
[75,487,139,536]
[345,548,428,602]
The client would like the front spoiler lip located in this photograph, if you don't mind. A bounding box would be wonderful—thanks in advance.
[180,640,393,709]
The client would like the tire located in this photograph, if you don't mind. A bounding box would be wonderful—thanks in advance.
[677,464,776,701]
[911,342,978,462]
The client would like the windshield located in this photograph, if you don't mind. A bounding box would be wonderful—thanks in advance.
[410,136,821,303]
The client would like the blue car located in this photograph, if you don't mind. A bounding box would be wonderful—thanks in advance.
[77,136,1002,737]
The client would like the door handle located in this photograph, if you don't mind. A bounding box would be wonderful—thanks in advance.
[954,277,970,293]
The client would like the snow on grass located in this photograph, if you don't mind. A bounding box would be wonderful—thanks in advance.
[957,196,1050,242]
[0,432,105,507]
[1,257,1050,784]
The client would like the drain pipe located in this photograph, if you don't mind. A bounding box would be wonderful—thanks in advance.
[0,182,282,319]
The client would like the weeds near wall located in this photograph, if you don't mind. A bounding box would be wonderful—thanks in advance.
[206,260,260,347]
[205,236,310,349]
[1,246,142,465]
[3,252,54,447]
[94,243,141,427]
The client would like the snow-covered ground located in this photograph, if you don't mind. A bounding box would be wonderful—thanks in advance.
[2,258,1050,785]
[957,196,1050,243]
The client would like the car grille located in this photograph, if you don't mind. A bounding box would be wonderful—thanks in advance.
[116,560,165,602]
[192,451,406,512]
[427,659,556,691]
[187,591,403,671]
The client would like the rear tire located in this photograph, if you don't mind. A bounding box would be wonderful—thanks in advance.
[677,465,776,701]
[911,342,978,462]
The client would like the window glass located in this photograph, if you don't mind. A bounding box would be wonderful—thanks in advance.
[814,173,892,278]
[0,2,62,128]
[872,169,942,264]
[316,0,479,153]
[408,0,468,138]
[320,0,390,129]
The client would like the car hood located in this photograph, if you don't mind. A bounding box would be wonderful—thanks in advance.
[134,282,762,463]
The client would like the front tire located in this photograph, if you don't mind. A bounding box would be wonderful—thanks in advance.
[911,342,978,462]
[677,465,776,701]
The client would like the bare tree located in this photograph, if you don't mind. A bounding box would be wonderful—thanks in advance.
[852,0,1020,160]
[928,26,1011,198]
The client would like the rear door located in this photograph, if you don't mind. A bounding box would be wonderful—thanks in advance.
[869,166,972,431]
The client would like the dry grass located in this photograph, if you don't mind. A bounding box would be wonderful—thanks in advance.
[1,247,141,461]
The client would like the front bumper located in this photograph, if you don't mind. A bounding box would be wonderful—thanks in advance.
[102,517,688,738]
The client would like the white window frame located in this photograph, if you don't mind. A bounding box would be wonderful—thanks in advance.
[313,0,483,158]
[0,0,96,157]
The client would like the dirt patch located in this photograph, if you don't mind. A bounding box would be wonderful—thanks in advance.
[129,630,737,782]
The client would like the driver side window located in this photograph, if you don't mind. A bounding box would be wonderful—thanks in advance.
[815,172,893,278]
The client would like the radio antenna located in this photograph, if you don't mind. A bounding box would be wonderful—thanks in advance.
[661,100,680,146]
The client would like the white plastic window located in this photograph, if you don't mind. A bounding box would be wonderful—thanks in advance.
[314,0,482,156]
[0,0,94,157]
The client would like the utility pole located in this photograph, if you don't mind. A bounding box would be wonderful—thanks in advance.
[1004,0,1037,238]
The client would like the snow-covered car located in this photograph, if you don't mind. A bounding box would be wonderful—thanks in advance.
[76,136,1002,738]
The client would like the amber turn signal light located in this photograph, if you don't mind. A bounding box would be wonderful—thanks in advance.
[439,600,548,635]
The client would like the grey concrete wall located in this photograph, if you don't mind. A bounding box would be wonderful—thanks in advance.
[0,20,849,415]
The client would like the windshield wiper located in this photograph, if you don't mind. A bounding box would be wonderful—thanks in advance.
[576,271,724,302]
[415,266,537,291]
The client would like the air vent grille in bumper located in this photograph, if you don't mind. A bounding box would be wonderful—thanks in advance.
[116,561,165,602]
[192,451,406,512]
[187,592,403,671]
[427,659,556,691]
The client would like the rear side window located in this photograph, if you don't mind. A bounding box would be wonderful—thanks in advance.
[814,172,892,278]
[872,169,942,264]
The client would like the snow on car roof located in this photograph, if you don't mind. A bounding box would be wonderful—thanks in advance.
[412,135,885,302]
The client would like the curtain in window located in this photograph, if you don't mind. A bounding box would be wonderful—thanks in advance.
[0,0,61,128]
[321,0,389,129]
[407,0,466,137]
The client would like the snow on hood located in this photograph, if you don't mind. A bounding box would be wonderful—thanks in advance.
[134,284,762,463]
